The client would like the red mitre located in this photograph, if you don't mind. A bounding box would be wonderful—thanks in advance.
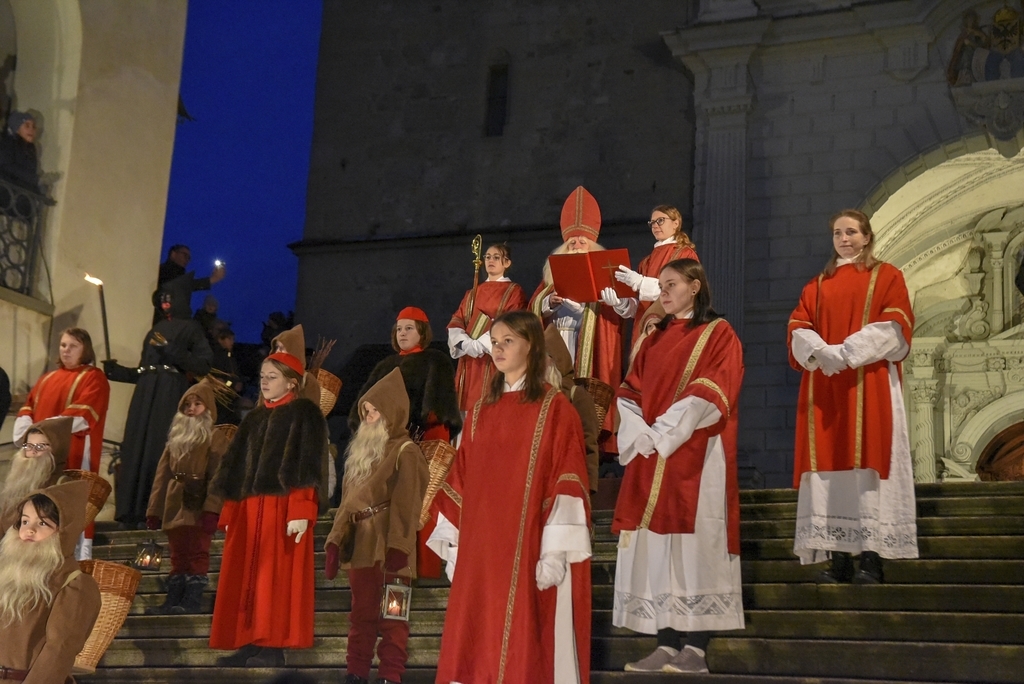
[396,306,429,323]
[560,186,601,242]
[267,351,305,376]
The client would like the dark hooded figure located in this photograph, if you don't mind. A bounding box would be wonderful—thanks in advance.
[105,272,214,527]
[0,111,40,193]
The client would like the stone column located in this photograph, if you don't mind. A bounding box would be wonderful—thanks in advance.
[981,230,1010,333]
[911,383,939,483]
[664,21,769,334]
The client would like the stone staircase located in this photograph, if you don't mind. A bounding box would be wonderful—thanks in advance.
[78,481,1024,683]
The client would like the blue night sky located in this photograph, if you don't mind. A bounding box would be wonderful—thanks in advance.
[161,1,323,343]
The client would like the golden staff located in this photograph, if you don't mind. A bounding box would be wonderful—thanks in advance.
[467,234,483,316]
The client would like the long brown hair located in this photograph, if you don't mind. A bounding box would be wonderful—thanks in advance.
[57,328,96,367]
[263,357,305,393]
[487,242,512,274]
[652,204,695,251]
[657,258,720,329]
[823,209,878,276]
[390,320,432,352]
[484,311,547,404]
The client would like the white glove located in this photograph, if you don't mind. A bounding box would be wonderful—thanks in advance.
[560,298,585,314]
[634,431,657,457]
[813,345,848,377]
[286,519,309,544]
[536,552,567,590]
[13,415,33,444]
[615,265,643,290]
[462,339,485,358]
[478,334,493,355]
[599,287,622,307]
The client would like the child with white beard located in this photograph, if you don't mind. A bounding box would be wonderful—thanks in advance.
[325,368,428,684]
[145,380,228,615]
[0,416,73,531]
[0,479,101,683]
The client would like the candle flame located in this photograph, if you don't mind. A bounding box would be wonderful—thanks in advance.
[84,274,103,286]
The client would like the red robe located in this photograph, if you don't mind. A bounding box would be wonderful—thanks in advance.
[209,395,320,650]
[632,243,699,345]
[613,317,743,555]
[788,262,914,485]
[19,365,110,473]
[433,387,592,684]
[448,280,528,410]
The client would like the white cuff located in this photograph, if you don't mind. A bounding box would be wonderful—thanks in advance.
[540,495,591,564]
[638,277,661,302]
[613,297,638,319]
[842,321,909,367]
[71,416,90,433]
[791,328,826,371]
[651,396,721,457]
[448,327,471,359]
[12,415,33,444]
[541,294,554,316]
[616,397,648,466]
[427,512,459,562]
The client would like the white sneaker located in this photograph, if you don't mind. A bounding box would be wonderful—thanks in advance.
[663,645,710,673]
[624,645,678,672]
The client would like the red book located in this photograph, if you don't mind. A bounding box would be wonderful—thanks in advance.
[549,249,634,303]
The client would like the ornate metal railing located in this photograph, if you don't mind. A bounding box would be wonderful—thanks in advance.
[0,176,49,296]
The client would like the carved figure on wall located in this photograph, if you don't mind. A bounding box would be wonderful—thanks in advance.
[947,4,1024,86]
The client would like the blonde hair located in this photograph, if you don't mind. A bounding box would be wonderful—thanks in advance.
[652,205,695,251]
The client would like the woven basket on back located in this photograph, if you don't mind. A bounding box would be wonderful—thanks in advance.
[418,439,457,527]
[73,560,141,674]
[577,377,614,427]
[60,470,111,526]
[316,368,342,416]
[214,423,238,442]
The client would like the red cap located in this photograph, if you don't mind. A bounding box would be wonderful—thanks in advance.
[266,351,304,376]
[396,306,429,323]
[560,186,601,242]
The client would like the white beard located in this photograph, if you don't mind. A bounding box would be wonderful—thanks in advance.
[342,421,389,490]
[541,241,605,286]
[0,452,55,522]
[0,527,64,627]
[166,412,214,469]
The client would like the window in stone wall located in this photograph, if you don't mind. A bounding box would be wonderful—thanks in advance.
[484,64,509,137]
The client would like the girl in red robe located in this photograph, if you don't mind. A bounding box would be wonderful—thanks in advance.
[13,327,110,559]
[613,258,745,674]
[788,209,917,584]
[614,204,700,347]
[447,242,528,411]
[429,310,592,684]
[209,351,327,667]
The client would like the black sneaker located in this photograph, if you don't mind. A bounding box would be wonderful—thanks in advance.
[853,551,884,584]
[815,551,854,583]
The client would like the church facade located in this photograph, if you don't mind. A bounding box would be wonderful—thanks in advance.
[297,0,1024,487]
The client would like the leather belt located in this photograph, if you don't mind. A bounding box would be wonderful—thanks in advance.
[0,666,28,681]
[350,501,390,524]
[137,364,180,375]
[173,472,202,482]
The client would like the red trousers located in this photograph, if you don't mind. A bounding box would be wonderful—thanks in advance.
[347,564,409,681]
[166,526,213,575]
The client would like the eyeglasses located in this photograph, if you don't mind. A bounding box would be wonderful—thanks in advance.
[648,217,669,227]
[22,443,51,453]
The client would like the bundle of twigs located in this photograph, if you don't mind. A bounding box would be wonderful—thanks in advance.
[308,337,337,374]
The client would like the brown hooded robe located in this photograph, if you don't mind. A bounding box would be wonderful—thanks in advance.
[1,416,74,530]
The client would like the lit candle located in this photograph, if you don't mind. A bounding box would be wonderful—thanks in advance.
[84,273,111,360]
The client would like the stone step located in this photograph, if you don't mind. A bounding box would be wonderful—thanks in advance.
[741,516,1024,539]
[738,496,1024,520]
[116,608,1024,645]
[735,481,1024,504]
[739,559,1024,585]
[76,668,964,684]
[91,635,1024,681]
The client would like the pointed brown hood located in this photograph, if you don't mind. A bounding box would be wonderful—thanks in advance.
[17,480,92,585]
[16,416,73,474]
[358,368,410,439]
[544,324,576,393]
[178,379,218,423]
[272,324,307,368]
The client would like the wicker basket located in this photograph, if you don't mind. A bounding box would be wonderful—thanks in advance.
[577,377,614,428]
[214,423,238,442]
[317,368,342,416]
[73,560,141,674]
[60,470,112,526]
[418,439,457,526]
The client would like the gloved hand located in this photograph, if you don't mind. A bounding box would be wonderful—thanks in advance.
[536,552,567,590]
[600,287,622,307]
[325,542,340,580]
[146,516,161,531]
[615,265,644,290]
[813,344,848,377]
[634,430,657,456]
[200,512,219,536]
[286,519,309,544]
[559,298,585,314]
[463,339,485,359]
[384,548,409,573]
